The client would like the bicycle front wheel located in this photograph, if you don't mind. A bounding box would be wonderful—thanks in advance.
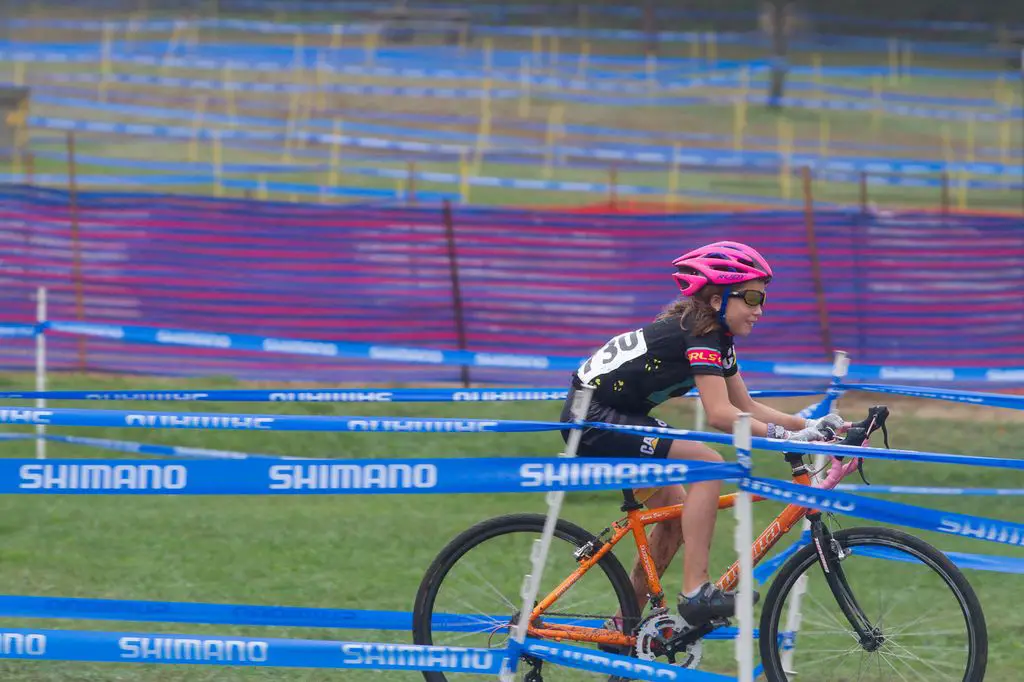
[759,526,987,682]
[412,513,641,681]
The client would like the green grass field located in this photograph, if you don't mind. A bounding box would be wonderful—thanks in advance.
[0,372,1021,679]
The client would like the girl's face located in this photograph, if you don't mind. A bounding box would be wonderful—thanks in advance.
[710,279,767,337]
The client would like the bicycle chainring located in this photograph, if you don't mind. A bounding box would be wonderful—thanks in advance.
[634,608,703,669]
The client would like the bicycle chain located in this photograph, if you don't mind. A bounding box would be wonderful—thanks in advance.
[541,611,619,621]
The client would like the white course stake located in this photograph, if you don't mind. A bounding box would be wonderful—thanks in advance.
[500,383,594,681]
[780,349,848,674]
[34,287,48,460]
[694,398,706,431]
[733,412,755,682]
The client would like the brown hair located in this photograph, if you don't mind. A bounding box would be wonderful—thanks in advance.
[656,282,724,336]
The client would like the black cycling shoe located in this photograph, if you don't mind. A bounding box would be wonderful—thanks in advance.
[677,583,760,625]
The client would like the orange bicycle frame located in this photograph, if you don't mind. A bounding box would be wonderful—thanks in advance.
[526,470,816,649]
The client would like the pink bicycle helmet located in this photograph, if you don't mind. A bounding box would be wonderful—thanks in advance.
[671,241,773,296]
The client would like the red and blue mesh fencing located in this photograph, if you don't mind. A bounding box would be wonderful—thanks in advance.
[1,184,1021,386]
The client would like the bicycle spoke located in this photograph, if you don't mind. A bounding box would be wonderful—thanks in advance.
[884,610,949,637]
[886,622,960,641]
[549,593,617,620]
[442,627,504,645]
[762,531,982,682]
[880,650,941,682]
[461,560,519,610]
[884,647,964,670]
[416,519,637,680]
[794,615,858,637]
[875,589,904,628]
[855,650,868,681]
[874,648,889,682]
[442,589,508,629]
[803,589,860,639]
[885,639,963,678]
[801,642,866,666]
[875,649,918,682]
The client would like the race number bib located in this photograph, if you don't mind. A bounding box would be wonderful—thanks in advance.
[577,329,648,384]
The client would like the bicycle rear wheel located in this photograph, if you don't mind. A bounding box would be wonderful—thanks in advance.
[759,526,987,681]
[412,513,641,681]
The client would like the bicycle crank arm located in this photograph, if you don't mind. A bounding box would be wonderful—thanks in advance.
[808,513,886,651]
[664,619,726,653]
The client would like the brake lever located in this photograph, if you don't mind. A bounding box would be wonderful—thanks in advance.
[853,409,890,486]
[857,458,870,485]
[829,426,871,484]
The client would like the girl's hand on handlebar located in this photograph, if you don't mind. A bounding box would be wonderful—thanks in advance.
[804,413,847,437]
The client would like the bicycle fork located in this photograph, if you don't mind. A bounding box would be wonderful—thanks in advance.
[808,513,886,652]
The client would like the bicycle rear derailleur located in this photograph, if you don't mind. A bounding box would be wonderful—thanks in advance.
[521,654,545,682]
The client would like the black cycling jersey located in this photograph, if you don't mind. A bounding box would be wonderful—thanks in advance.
[570,314,738,413]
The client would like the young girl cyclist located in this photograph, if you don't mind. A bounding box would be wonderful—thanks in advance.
[560,241,844,628]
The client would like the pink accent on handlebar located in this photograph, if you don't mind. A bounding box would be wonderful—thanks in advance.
[814,415,879,490]
[817,456,862,490]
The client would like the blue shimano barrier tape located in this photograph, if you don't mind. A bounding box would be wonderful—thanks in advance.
[0,405,560,432]
[39,434,296,460]
[46,320,584,372]
[523,637,735,681]
[40,319,1024,382]
[0,433,36,443]
[590,421,1024,471]
[840,382,1024,411]
[837,484,1024,496]
[0,387,819,402]
[850,546,1024,575]
[0,457,745,495]
[0,596,574,631]
[0,626,503,673]
[748,529,1024,579]
[0,323,43,338]
[24,93,1022,175]
[2,405,1022,471]
[0,595,746,638]
[741,477,1024,550]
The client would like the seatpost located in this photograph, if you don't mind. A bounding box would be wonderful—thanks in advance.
[784,451,807,473]
[621,488,644,512]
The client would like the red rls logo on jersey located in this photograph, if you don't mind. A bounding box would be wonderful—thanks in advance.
[687,347,722,367]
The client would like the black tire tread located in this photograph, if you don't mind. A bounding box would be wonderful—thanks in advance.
[758,526,987,682]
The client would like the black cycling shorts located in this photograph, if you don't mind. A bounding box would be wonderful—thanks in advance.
[559,390,674,460]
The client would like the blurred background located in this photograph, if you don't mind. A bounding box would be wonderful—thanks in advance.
[0,0,1021,384]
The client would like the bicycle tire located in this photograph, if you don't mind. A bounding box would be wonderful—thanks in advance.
[412,513,641,682]
[759,526,987,682]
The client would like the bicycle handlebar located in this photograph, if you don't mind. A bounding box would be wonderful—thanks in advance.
[817,405,889,486]
[830,405,890,448]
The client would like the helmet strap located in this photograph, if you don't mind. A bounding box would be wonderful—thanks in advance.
[718,286,731,332]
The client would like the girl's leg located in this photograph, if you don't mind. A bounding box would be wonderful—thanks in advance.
[664,439,725,595]
[625,484,685,610]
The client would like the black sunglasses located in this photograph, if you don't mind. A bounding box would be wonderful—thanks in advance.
[728,290,767,307]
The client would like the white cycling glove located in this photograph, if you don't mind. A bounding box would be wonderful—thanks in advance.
[804,413,845,436]
[766,423,827,442]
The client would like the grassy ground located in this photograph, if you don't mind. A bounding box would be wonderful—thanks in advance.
[0,372,1021,679]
